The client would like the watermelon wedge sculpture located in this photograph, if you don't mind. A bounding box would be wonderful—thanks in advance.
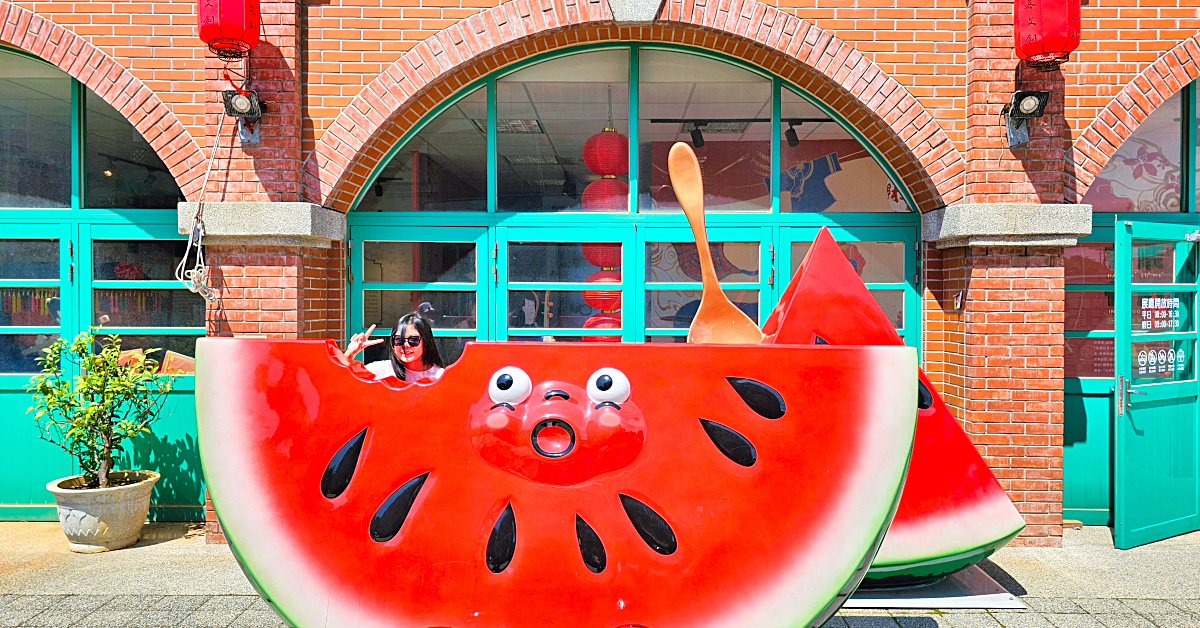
[763,227,1026,586]
[197,339,917,628]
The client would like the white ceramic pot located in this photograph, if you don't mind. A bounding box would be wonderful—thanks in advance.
[46,470,160,553]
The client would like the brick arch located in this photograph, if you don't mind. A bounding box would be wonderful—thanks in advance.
[1067,35,1200,203]
[306,0,966,213]
[0,1,207,200]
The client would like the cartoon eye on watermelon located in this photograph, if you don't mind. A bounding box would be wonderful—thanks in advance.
[764,227,1026,586]
[196,340,917,628]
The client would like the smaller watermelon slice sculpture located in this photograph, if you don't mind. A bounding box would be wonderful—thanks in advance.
[197,340,917,628]
[763,227,1026,586]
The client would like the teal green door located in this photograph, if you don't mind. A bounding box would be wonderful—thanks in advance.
[1113,218,1200,548]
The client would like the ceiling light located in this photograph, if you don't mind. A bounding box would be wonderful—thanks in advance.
[505,155,560,165]
[103,169,113,177]
[690,125,705,148]
[476,119,544,134]
[785,123,800,148]
[374,183,383,198]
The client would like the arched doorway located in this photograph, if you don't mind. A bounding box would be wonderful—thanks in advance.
[346,45,920,367]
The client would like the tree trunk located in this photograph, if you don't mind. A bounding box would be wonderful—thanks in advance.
[98,434,112,488]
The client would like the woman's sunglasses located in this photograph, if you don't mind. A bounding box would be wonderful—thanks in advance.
[395,335,423,347]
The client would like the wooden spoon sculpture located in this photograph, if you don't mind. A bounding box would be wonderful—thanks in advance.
[668,142,766,345]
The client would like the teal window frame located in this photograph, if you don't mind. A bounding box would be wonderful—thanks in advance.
[1063,79,1199,526]
[347,43,922,352]
[1,46,197,521]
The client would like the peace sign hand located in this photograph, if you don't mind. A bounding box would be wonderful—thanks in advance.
[344,324,385,359]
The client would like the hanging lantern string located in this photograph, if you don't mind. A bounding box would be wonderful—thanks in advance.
[606,84,614,130]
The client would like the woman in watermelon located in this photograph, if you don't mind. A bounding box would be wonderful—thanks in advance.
[342,312,445,382]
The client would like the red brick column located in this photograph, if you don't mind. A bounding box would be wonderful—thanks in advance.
[925,245,1065,547]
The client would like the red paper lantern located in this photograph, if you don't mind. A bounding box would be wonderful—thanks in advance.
[580,242,621,269]
[581,178,629,212]
[582,312,622,343]
[197,0,261,61]
[583,270,621,312]
[1014,0,1081,72]
[582,128,629,177]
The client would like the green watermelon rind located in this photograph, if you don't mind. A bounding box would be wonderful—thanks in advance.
[863,526,1022,584]
[197,340,918,628]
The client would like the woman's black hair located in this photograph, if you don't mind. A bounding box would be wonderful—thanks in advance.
[389,311,444,380]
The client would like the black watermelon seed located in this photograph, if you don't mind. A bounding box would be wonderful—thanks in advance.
[726,377,786,419]
[575,515,607,573]
[369,473,429,543]
[321,428,368,499]
[917,379,934,410]
[698,419,757,467]
[619,494,677,555]
[813,334,830,345]
[486,503,517,573]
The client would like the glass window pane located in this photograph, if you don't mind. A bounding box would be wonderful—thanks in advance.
[509,243,621,282]
[1065,338,1114,378]
[93,289,205,327]
[93,240,187,280]
[504,336,593,343]
[1132,293,1192,333]
[781,89,908,213]
[362,242,476,283]
[96,334,199,374]
[1132,339,1193,384]
[646,242,759,283]
[790,241,906,283]
[1064,243,1114,284]
[0,51,71,207]
[0,334,59,372]
[357,87,487,212]
[508,290,618,329]
[0,239,58,279]
[363,290,476,330]
[1065,291,1114,331]
[362,335,470,366]
[638,51,771,212]
[497,50,630,212]
[645,289,759,328]
[1082,91,1182,213]
[1130,240,1197,284]
[0,288,60,326]
[646,335,687,343]
[871,290,904,330]
[85,94,183,209]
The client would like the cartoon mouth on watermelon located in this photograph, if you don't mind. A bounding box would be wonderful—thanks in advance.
[195,144,1021,628]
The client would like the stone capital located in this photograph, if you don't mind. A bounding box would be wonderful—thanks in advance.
[922,203,1093,249]
[178,202,346,248]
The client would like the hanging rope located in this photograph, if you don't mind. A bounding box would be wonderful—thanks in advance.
[175,109,225,303]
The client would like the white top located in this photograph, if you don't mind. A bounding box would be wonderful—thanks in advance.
[364,360,444,382]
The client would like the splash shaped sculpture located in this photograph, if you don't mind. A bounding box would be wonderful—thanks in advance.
[197,341,916,628]
[764,226,1026,585]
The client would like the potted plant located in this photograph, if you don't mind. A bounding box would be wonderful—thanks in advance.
[27,327,176,553]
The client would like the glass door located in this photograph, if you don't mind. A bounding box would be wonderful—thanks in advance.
[496,227,634,342]
[639,227,771,343]
[778,226,919,349]
[350,227,491,364]
[1113,218,1200,549]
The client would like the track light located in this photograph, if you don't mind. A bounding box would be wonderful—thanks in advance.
[374,183,383,198]
[690,124,705,148]
[785,123,800,148]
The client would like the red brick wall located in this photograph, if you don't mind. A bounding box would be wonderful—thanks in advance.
[205,244,345,338]
[925,245,1066,546]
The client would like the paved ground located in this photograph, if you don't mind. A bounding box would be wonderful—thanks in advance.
[2,523,1198,627]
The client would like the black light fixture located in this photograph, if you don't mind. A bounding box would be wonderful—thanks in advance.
[690,123,706,148]
[1001,90,1051,147]
[785,122,800,148]
[374,182,384,198]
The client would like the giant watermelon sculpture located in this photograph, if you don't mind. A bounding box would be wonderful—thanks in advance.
[764,227,1026,585]
[197,340,917,627]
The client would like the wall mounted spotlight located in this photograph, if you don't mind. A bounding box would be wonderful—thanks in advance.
[785,123,801,148]
[1001,90,1050,148]
[373,183,384,198]
[690,123,706,148]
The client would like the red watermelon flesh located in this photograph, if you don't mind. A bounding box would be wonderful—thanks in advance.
[197,339,917,627]
[764,227,1025,584]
